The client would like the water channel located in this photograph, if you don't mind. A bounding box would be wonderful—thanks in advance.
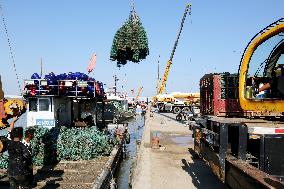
[116,114,145,189]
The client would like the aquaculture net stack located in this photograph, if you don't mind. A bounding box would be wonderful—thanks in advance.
[57,126,114,161]
[0,126,116,169]
[110,7,149,67]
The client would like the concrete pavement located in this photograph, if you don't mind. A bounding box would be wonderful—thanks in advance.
[132,112,228,189]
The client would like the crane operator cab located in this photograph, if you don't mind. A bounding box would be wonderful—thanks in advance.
[247,33,284,99]
[239,18,284,116]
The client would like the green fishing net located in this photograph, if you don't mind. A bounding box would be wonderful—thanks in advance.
[110,8,149,67]
[0,126,116,168]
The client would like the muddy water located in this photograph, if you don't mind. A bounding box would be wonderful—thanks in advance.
[116,115,145,189]
[171,135,193,147]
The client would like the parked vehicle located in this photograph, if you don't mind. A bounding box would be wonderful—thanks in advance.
[192,18,284,189]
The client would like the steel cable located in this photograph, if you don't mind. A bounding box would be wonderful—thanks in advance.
[0,4,22,95]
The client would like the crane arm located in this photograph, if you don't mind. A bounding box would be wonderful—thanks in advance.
[158,60,172,94]
[157,4,191,95]
[135,87,143,103]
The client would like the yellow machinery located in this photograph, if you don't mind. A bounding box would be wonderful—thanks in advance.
[156,92,200,104]
[192,19,284,189]
[155,92,199,113]
[0,75,26,128]
[157,4,191,95]
[170,92,200,104]
[238,18,284,116]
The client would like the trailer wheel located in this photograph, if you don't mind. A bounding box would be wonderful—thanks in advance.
[158,104,164,112]
[176,113,182,121]
[173,107,181,114]
[182,107,190,113]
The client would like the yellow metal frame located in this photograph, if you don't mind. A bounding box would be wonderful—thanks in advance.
[158,60,172,94]
[239,22,284,113]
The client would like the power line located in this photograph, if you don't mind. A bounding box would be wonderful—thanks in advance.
[0,3,22,95]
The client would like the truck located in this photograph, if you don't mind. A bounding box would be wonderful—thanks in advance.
[154,4,193,113]
[191,18,284,189]
[155,92,200,114]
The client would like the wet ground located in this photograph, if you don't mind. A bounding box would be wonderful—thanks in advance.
[171,135,193,147]
[132,112,228,189]
[116,114,145,189]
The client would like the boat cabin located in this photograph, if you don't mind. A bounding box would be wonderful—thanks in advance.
[23,72,105,128]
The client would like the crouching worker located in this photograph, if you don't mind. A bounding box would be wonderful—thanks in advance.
[6,117,33,189]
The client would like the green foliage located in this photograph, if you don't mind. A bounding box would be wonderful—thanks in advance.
[110,9,149,67]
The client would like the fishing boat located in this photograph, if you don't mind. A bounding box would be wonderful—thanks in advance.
[23,72,105,128]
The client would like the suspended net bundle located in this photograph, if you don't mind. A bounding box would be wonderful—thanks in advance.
[110,8,149,67]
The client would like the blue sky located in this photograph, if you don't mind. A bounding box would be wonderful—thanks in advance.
[0,0,284,97]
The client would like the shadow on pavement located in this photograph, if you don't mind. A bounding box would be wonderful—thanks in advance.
[159,113,188,125]
[181,148,228,189]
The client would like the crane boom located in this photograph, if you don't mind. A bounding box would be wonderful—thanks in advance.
[158,4,191,95]
[135,86,143,103]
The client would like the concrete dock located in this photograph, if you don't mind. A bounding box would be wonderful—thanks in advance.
[132,112,228,189]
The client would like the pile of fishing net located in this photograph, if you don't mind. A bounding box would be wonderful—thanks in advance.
[57,126,114,161]
[0,126,116,169]
[110,7,149,67]
[31,127,59,166]
[0,153,8,169]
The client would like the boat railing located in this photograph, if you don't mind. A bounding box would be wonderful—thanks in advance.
[23,79,101,98]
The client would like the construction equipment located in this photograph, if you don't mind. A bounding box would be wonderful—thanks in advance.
[134,86,143,103]
[239,18,284,116]
[153,4,192,113]
[157,4,191,95]
[156,92,199,113]
[192,18,284,189]
[0,76,26,128]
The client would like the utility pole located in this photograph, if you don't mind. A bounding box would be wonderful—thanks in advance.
[40,58,43,78]
[114,75,119,96]
[157,55,160,94]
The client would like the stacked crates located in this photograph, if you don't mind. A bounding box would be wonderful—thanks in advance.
[200,73,242,117]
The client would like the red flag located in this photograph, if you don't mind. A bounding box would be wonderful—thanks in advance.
[131,89,135,96]
[87,53,97,73]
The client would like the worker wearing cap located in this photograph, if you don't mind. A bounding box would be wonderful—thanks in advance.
[6,117,33,189]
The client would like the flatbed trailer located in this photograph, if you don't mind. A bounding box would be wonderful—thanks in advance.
[192,116,284,189]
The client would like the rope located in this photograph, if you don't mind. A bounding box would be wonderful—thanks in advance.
[129,0,139,22]
[0,4,22,95]
[130,0,135,11]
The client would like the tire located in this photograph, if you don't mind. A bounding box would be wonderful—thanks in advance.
[176,114,182,121]
[158,104,165,112]
[182,107,190,113]
[173,106,181,114]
